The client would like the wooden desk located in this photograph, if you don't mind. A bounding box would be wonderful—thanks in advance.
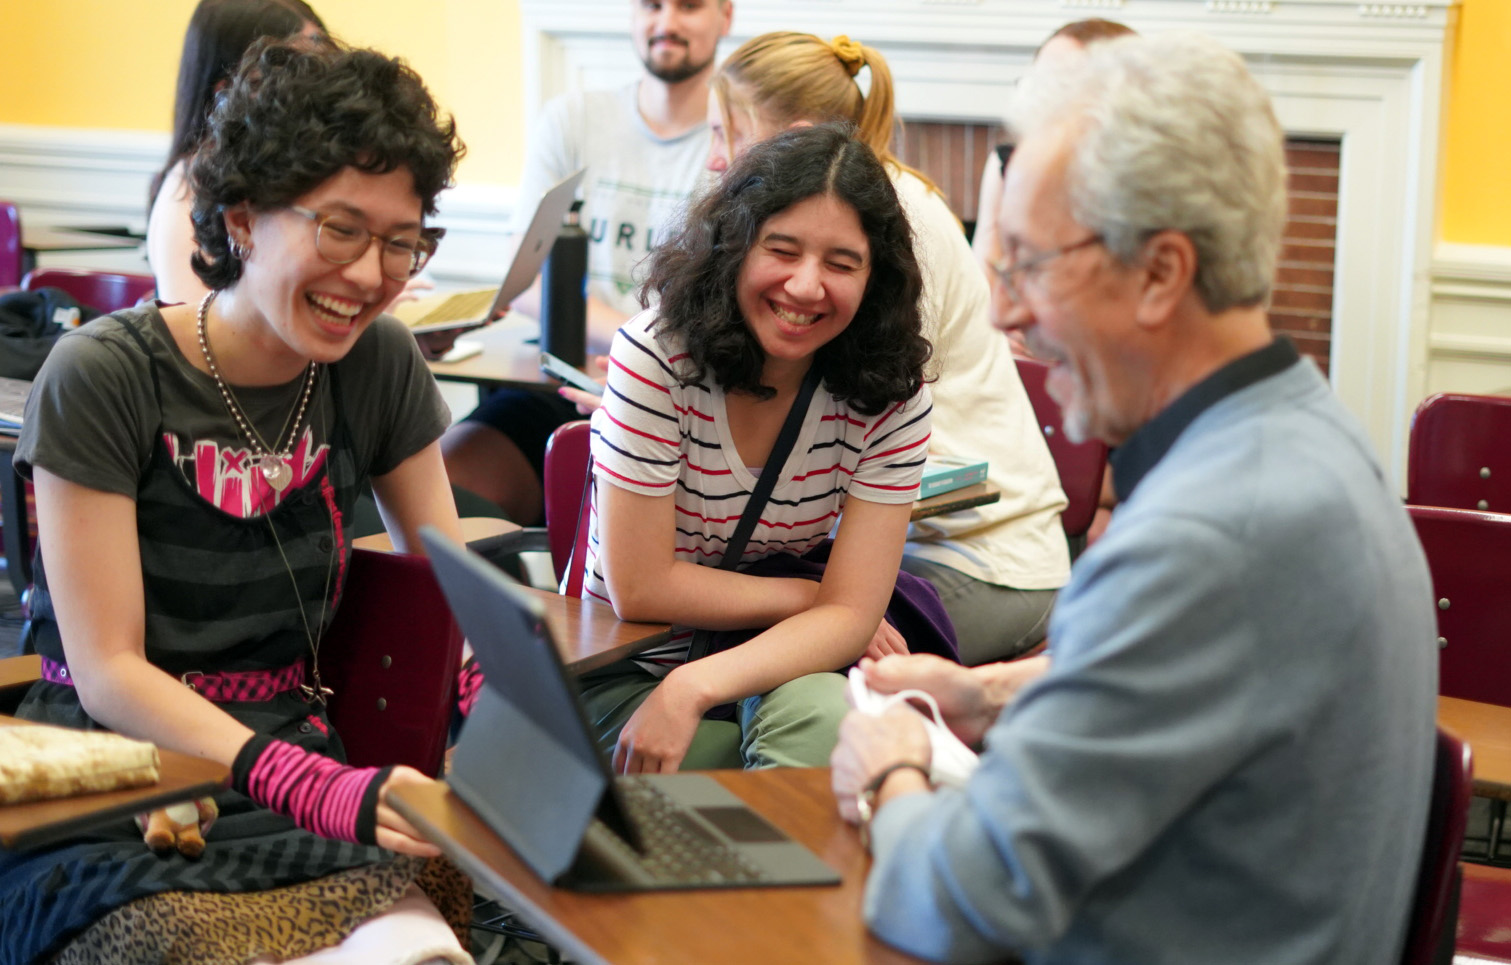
[352,516,523,553]
[911,481,1001,522]
[426,317,552,392]
[1439,695,1511,802]
[391,767,930,965]
[521,585,670,674]
[0,715,228,851]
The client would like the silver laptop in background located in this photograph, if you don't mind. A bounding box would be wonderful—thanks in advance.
[420,527,841,892]
[391,168,586,334]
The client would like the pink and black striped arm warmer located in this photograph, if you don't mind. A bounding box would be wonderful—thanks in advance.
[231,734,393,845]
[457,656,484,718]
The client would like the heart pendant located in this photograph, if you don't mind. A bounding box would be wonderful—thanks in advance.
[260,455,292,491]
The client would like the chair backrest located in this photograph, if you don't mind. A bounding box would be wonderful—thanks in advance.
[1399,726,1473,965]
[1408,392,1511,513]
[321,547,463,775]
[22,268,156,314]
[1013,355,1109,538]
[543,420,593,597]
[1408,504,1511,707]
[0,201,20,289]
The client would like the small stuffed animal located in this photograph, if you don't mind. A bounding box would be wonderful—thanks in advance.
[137,797,219,858]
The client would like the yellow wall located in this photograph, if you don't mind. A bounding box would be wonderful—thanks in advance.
[1438,0,1511,246]
[0,0,524,185]
[0,0,1506,244]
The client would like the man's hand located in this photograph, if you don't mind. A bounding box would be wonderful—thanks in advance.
[862,654,998,748]
[612,673,707,774]
[375,767,443,857]
[831,707,932,824]
[864,619,910,662]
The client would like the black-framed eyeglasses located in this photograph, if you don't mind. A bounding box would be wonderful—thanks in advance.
[989,234,1104,304]
[289,205,445,281]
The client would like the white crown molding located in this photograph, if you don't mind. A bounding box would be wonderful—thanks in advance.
[519,0,1461,486]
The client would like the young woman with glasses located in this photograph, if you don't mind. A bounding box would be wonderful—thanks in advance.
[0,39,471,965]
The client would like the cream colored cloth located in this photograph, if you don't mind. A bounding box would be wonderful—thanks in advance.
[0,722,159,804]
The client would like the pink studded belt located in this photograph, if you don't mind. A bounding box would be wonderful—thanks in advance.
[40,656,307,703]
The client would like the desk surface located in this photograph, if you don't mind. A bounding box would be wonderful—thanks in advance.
[351,516,522,553]
[0,715,228,851]
[426,317,551,391]
[1439,695,1511,802]
[911,481,1001,522]
[20,226,142,253]
[522,585,671,674]
[392,767,930,965]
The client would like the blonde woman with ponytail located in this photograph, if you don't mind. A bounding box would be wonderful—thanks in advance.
[708,32,1072,666]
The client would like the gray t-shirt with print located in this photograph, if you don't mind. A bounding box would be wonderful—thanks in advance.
[16,305,449,513]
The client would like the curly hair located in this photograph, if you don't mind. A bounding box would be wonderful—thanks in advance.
[641,123,929,415]
[188,37,463,290]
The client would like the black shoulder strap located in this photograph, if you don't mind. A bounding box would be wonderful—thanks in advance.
[685,365,821,662]
[715,364,822,572]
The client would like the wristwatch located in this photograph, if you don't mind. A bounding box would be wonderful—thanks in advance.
[857,760,930,850]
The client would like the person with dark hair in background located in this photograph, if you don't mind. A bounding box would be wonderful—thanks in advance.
[147,0,325,306]
[0,38,474,965]
[578,123,940,773]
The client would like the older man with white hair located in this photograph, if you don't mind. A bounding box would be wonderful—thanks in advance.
[831,32,1437,964]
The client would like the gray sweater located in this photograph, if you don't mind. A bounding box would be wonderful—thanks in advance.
[865,352,1437,964]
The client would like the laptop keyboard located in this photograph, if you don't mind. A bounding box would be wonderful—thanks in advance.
[617,778,769,885]
[412,287,496,325]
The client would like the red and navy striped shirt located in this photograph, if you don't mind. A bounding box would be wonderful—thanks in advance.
[584,312,933,675]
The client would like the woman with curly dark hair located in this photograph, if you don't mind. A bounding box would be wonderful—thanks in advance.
[708,32,1071,666]
[576,123,944,774]
[0,38,471,965]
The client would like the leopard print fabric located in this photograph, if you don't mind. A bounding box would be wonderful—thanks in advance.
[48,855,472,965]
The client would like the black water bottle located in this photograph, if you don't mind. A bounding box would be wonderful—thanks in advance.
[540,200,588,368]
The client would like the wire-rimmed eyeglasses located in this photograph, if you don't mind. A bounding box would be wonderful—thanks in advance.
[289,205,445,281]
[988,234,1104,304]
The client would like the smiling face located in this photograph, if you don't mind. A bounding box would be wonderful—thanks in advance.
[632,0,732,85]
[994,124,1148,446]
[226,165,421,371]
[735,192,871,387]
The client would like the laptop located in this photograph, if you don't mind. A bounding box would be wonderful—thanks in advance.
[390,168,586,334]
[420,527,841,892]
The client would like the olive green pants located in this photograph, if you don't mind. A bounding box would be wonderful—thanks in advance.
[578,661,850,770]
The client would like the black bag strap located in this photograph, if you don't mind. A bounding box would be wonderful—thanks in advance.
[687,364,821,661]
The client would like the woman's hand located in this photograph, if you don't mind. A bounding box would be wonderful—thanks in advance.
[612,672,707,774]
[375,766,443,857]
[557,354,610,416]
[864,619,910,662]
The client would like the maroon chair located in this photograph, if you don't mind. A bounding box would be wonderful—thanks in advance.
[0,548,463,776]
[306,547,463,775]
[22,268,155,314]
[0,201,20,288]
[1457,863,1511,962]
[1408,506,1511,709]
[1013,355,1108,539]
[542,420,593,597]
[1400,727,1473,965]
[1408,392,1511,514]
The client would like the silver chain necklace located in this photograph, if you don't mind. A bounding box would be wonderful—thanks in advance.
[196,291,318,491]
